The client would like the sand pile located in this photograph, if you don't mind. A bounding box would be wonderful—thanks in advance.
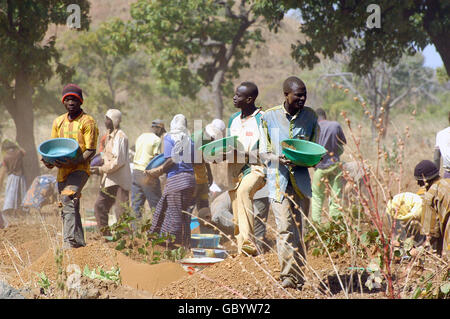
[154,253,311,299]
[8,242,118,287]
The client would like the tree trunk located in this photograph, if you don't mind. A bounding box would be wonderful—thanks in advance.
[9,71,40,186]
[424,0,450,76]
[211,69,226,120]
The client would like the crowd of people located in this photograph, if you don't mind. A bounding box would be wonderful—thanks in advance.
[0,79,448,290]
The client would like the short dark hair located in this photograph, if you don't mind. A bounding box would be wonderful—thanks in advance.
[239,81,259,99]
[316,108,327,119]
[283,76,306,93]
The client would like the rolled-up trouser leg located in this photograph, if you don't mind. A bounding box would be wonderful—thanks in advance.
[58,170,89,248]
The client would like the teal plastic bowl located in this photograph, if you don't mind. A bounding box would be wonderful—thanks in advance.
[38,138,80,165]
[191,234,221,248]
[281,139,327,167]
[145,153,166,170]
[200,136,238,155]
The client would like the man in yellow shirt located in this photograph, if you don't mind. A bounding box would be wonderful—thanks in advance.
[415,160,450,259]
[131,119,165,219]
[42,84,99,249]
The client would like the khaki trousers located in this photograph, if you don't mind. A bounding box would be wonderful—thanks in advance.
[228,168,265,254]
[270,183,309,285]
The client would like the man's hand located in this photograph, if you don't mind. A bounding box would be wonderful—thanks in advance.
[279,154,295,167]
[41,158,55,169]
[145,166,164,178]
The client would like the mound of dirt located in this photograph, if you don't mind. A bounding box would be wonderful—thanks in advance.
[7,242,118,288]
[154,253,307,299]
[117,253,188,295]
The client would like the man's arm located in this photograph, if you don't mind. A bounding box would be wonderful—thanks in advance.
[99,135,128,175]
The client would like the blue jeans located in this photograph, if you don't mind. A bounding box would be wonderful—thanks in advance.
[131,169,162,219]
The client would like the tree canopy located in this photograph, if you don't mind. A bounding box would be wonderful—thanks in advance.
[282,0,450,76]
[0,0,90,183]
[128,0,286,118]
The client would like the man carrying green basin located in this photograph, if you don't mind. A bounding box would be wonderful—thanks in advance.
[258,76,320,289]
[41,84,99,249]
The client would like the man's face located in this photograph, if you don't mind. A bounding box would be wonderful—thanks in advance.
[285,85,307,110]
[105,116,114,130]
[63,96,81,116]
[154,126,164,136]
[233,86,252,109]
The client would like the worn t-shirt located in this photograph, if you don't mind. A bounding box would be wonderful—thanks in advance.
[51,111,99,182]
[436,127,450,170]
[2,148,25,176]
[164,134,194,179]
[133,132,161,171]
[316,120,347,169]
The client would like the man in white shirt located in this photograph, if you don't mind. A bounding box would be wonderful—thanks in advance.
[226,82,266,256]
[91,109,132,236]
[434,111,450,179]
[131,119,166,219]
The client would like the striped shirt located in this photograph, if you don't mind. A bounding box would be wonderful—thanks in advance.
[259,104,320,201]
[51,111,99,182]
[421,178,450,254]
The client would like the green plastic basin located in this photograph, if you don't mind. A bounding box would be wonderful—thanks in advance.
[281,139,327,167]
[199,136,238,161]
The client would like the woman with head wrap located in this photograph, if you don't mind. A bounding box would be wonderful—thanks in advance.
[0,139,27,228]
[148,114,196,248]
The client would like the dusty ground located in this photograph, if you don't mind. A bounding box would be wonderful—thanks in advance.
[0,203,447,300]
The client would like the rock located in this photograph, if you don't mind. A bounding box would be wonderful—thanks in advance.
[0,281,25,299]
[86,288,100,299]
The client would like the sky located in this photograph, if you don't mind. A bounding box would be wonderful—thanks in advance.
[285,9,444,69]
[422,45,444,69]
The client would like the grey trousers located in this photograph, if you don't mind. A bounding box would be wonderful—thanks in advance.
[57,170,89,248]
[270,183,309,285]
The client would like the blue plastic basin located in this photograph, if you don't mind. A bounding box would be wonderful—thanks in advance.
[192,248,228,259]
[38,138,80,164]
[190,217,200,230]
[145,153,167,170]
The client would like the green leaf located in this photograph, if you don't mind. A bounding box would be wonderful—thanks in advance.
[115,240,126,251]
[440,282,450,294]
[412,287,422,299]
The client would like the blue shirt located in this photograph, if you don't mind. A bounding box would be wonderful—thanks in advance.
[164,134,194,178]
[259,104,320,201]
[316,120,347,169]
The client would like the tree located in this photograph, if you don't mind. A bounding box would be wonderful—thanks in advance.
[317,53,440,137]
[64,19,142,112]
[282,1,450,77]
[0,0,90,185]
[128,0,286,119]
